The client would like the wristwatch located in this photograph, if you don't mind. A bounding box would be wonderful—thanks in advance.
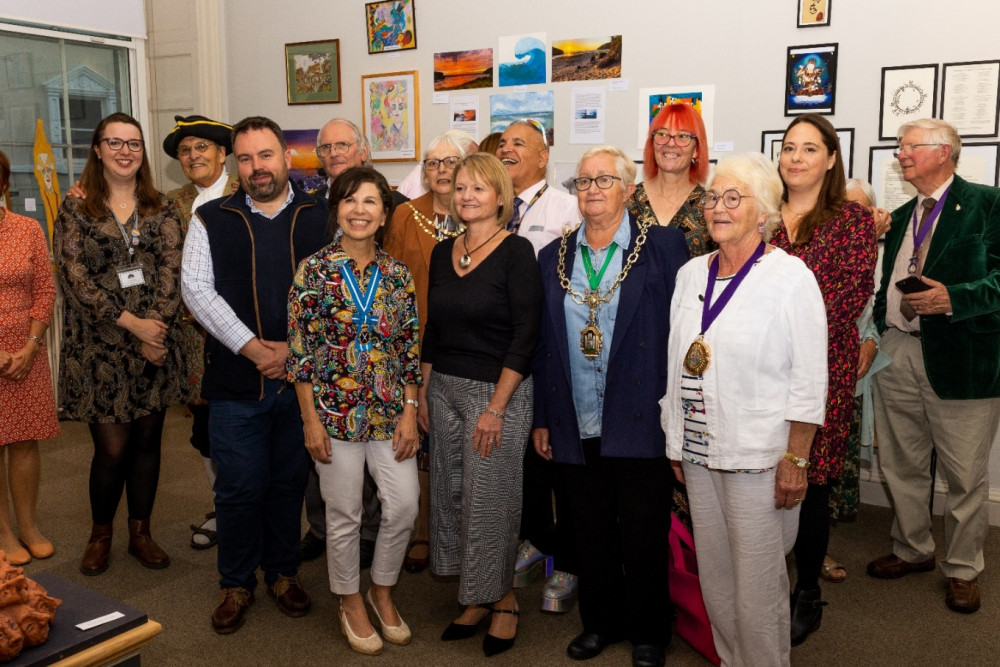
[783,452,810,469]
[404,398,419,409]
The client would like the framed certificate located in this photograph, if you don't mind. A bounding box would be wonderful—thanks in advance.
[942,60,1000,138]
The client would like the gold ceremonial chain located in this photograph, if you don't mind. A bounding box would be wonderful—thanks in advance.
[556,220,651,308]
[405,202,463,240]
[556,220,652,360]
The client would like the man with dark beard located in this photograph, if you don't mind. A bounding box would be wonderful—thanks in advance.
[181,116,329,634]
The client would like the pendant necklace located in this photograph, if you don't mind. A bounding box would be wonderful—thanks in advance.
[684,242,765,375]
[459,226,504,269]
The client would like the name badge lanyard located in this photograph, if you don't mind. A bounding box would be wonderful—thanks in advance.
[908,185,950,275]
[509,183,548,234]
[115,210,141,261]
[339,263,383,352]
[683,242,765,375]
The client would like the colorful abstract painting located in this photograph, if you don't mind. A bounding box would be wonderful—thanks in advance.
[366,0,417,54]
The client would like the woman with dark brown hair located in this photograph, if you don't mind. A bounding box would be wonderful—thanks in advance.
[772,113,877,645]
[54,112,186,576]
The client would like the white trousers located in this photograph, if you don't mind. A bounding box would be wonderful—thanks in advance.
[684,461,800,667]
[316,437,418,594]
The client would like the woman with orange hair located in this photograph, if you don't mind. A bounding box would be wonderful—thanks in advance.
[628,104,714,257]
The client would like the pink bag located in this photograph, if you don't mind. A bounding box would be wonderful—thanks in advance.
[668,518,721,666]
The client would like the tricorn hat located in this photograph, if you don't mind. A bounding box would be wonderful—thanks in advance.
[162,114,233,159]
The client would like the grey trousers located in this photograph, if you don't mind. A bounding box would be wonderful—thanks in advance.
[428,371,532,605]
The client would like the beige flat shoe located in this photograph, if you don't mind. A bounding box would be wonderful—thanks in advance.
[340,601,383,656]
[365,588,411,646]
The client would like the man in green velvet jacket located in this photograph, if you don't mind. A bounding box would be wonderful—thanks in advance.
[867,118,1000,615]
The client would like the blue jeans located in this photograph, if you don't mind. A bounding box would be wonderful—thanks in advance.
[209,379,309,591]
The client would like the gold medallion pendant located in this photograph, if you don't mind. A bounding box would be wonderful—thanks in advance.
[580,323,603,361]
[683,336,710,375]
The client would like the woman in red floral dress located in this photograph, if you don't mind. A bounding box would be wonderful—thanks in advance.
[0,150,60,565]
[772,114,877,646]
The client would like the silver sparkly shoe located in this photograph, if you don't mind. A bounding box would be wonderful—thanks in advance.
[541,571,578,613]
[512,540,553,588]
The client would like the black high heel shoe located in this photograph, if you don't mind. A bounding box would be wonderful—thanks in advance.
[482,605,519,657]
[441,604,491,641]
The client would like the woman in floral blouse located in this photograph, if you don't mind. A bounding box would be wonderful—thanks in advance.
[288,167,421,657]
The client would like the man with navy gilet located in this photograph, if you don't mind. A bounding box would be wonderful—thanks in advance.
[181,116,329,634]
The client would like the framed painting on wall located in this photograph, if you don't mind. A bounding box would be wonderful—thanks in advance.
[365,0,417,54]
[879,64,937,141]
[284,39,341,105]
[361,70,420,162]
[785,43,838,115]
[797,0,831,27]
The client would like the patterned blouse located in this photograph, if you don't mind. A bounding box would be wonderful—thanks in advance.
[628,182,715,257]
[287,243,422,442]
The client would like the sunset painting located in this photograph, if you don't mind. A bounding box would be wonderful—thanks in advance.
[434,48,493,91]
[551,35,622,82]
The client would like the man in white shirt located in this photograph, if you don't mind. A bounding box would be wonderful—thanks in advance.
[497,119,582,613]
[497,119,580,256]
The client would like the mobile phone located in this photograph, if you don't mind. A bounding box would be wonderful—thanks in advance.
[895,276,932,294]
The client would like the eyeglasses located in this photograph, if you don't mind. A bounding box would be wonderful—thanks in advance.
[892,143,944,158]
[177,140,216,157]
[315,141,357,158]
[651,130,696,147]
[102,137,144,152]
[699,189,755,210]
[572,175,622,191]
[424,156,461,170]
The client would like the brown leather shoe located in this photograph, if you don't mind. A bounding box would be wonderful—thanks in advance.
[127,519,171,570]
[212,587,254,634]
[866,553,936,579]
[267,574,311,617]
[946,577,981,613]
[80,523,113,576]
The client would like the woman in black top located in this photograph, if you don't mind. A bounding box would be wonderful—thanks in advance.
[418,153,542,657]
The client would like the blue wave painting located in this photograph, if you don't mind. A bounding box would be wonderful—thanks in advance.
[499,36,546,87]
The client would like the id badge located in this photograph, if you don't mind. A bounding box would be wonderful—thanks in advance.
[117,264,145,288]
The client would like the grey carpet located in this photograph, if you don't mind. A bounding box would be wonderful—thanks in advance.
[19,407,1000,665]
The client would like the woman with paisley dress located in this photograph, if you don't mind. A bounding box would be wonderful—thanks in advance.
[627,103,714,258]
[771,113,877,646]
[55,112,186,575]
[384,130,472,574]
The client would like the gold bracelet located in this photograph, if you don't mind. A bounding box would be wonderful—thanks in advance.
[485,407,505,419]
[26,335,44,346]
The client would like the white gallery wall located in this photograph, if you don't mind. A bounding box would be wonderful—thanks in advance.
[220,0,1000,187]
[219,0,1000,522]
